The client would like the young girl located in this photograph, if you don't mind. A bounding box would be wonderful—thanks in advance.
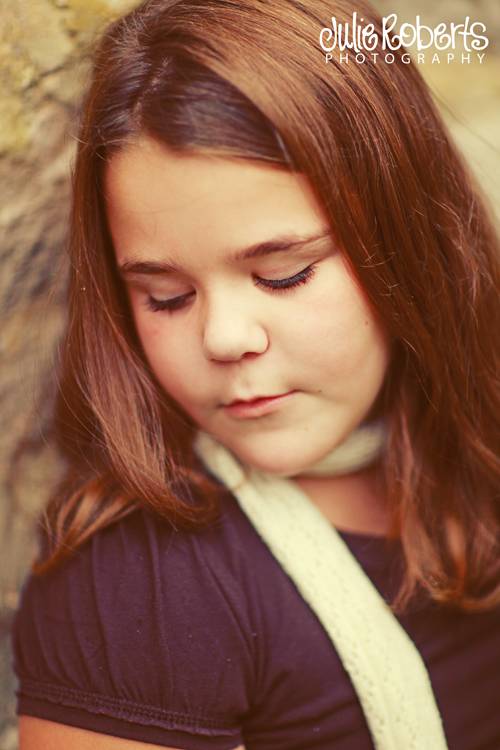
[12,0,500,749]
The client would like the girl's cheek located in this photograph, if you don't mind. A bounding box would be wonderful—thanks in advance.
[134,304,164,338]
[301,284,385,372]
[134,306,174,347]
[131,313,172,372]
[139,320,198,383]
[301,283,362,347]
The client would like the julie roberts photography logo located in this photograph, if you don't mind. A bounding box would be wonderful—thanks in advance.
[319,12,489,65]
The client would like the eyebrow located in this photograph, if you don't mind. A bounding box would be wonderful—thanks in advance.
[117,228,332,278]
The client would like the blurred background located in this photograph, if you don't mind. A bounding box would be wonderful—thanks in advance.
[0,1,499,747]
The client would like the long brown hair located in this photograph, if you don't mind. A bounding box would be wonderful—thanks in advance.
[34,0,500,614]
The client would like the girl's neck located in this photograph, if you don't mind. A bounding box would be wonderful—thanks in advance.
[197,416,391,538]
[292,464,390,538]
[288,417,390,537]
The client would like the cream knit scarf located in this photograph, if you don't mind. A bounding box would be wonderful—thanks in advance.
[192,421,449,750]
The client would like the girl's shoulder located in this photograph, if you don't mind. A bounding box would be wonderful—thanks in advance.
[13,487,279,628]
[11,489,317,748]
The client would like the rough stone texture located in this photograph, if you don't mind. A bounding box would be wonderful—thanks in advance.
[0,1,499,747]
[0,2,141,746]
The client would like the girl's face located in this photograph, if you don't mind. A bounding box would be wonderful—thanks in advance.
[105,136,390,476]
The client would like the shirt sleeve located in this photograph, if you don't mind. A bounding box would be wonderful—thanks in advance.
[11,507,255,749]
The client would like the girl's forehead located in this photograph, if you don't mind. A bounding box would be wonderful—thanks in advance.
[105,136,314,207]
[104,137,329,263]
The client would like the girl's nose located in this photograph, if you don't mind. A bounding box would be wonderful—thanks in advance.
[201,293,269,362]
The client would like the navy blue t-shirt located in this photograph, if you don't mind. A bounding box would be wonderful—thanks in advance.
[11,487,500,749]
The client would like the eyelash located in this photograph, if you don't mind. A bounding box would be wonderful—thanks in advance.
[145,264,318,313]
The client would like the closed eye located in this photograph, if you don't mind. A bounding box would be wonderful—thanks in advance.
[146,291,195,313]
[254,263,317,292]
[145,264,318,313]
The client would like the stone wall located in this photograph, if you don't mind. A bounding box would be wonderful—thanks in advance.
[1,1,499,747]
[0,3,141,746]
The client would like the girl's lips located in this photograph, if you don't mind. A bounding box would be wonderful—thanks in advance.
[223,390,296,419]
